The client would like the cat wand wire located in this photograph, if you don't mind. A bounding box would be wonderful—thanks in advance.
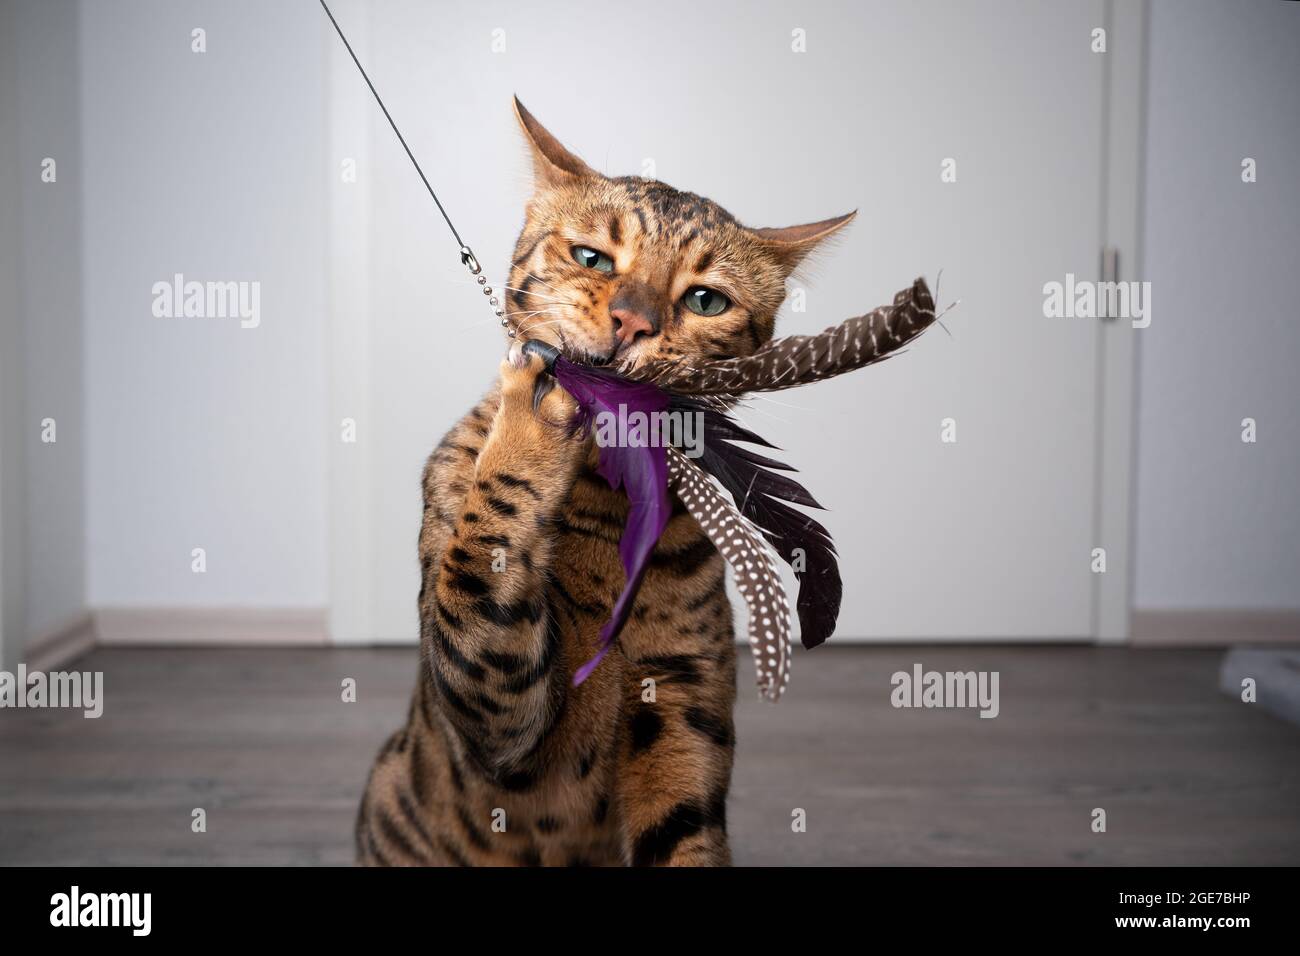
[319,0,511,331]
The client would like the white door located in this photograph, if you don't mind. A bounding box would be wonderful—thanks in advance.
[327,0,1127,643]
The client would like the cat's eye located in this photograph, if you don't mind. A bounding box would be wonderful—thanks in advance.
[571,245,614,273]
[682,286,730,317]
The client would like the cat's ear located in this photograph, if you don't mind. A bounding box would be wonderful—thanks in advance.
[513,96,598,187]
[753,211,857,272]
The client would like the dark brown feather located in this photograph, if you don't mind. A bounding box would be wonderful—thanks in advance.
[669,398,841,650]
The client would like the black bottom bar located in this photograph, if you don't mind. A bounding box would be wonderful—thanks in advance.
[6,866,1286,941]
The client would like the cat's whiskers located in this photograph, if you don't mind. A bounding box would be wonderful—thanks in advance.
[517,322,572,342]
[448,312,564,337]
[476,280,574,303]
[504,310,565,324]
[520,318,570,334]
[438,274,575,307]
[447,305,564,337]
[517,271,567,297]
[452,316,504,334]
[434,266,575,305]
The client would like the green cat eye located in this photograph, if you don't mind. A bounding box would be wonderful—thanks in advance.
[571,245,614,273]
[682,286,730,317]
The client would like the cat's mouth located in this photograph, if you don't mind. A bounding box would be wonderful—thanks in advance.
[554,328,618,368]
[532,327,656,372]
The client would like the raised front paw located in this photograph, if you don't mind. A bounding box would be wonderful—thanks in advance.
[500,341,577,424]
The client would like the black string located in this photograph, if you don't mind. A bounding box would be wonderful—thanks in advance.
[319,0,467,251]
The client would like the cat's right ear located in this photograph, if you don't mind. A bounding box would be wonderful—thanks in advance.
[513,96,598,187]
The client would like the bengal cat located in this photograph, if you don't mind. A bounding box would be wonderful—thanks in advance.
[355,98,852,867]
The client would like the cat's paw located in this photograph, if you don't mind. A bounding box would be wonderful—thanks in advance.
[500,341,577,423]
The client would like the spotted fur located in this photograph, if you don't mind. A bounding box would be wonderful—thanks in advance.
[355,98,851,866]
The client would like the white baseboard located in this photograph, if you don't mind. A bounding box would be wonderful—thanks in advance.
[22,611,97,671]
[94,607,329,646]
[1131,609,1300,647]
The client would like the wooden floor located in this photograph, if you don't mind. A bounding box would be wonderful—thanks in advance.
[2,645,1298,865]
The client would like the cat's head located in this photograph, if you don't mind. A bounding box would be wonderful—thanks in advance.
[506,98,854,370]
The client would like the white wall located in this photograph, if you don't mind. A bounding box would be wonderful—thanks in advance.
[1135,0,1300,609]
[80,0,329,610]
[0,0,87,669]
[4,0,1295,654]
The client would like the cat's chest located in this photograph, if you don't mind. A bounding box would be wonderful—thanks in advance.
[551,479,633,617]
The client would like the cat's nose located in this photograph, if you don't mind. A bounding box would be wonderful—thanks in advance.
[610,308,657,347]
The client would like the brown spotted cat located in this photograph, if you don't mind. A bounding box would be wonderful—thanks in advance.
[355,98,852,866]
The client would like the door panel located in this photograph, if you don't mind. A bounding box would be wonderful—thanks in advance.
[337,0,1106,641]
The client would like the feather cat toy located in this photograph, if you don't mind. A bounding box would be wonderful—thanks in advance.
[523,278,938,699]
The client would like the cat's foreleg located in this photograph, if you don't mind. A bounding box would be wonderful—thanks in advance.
[422,347,582,776]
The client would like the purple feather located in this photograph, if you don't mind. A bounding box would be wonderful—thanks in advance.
[550,356,672,686]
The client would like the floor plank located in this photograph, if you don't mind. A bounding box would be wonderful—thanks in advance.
[1,645,1297,865]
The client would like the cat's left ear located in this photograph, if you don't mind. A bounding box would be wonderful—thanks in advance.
[513,95,598,187]
[753,211,857,272]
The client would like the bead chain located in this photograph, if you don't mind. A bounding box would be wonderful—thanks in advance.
[459,245,512,338]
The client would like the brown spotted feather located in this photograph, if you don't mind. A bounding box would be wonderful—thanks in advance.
[631,278,936,395]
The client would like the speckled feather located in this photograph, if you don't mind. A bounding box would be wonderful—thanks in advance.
[668,449,791,700]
